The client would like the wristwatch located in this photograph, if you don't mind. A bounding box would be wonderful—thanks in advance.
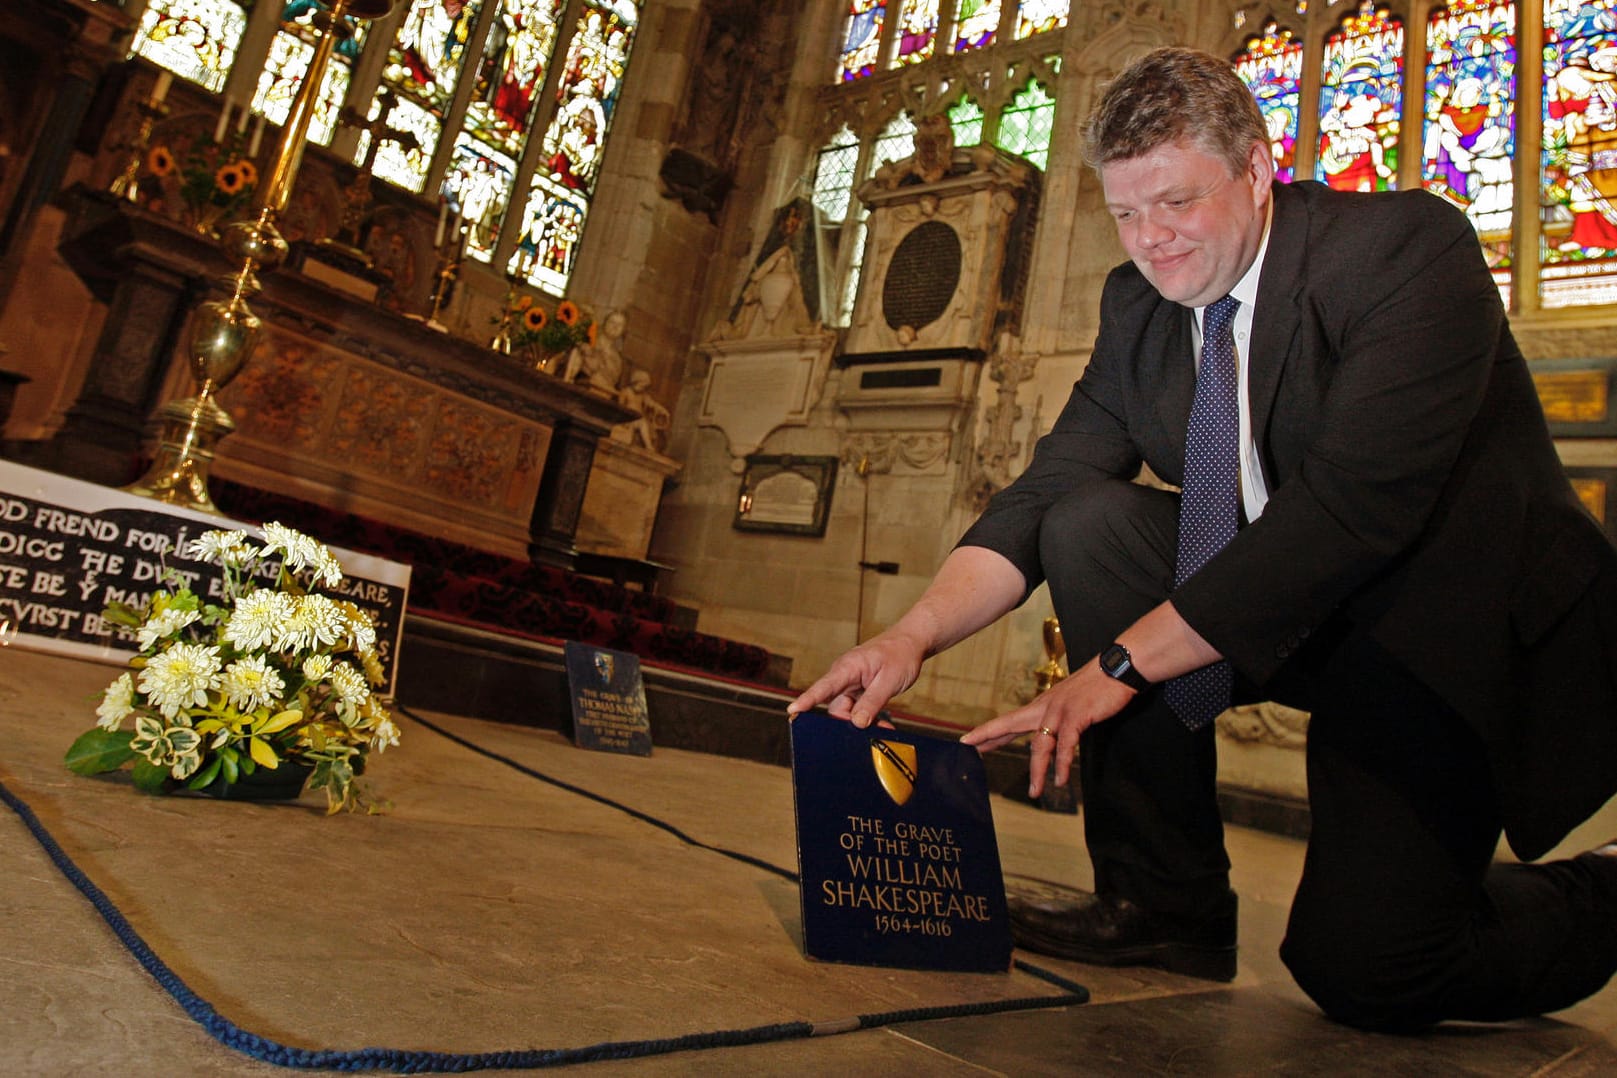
[1099,642,1152,691]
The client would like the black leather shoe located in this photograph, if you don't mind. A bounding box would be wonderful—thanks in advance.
[1009,890,1238,982]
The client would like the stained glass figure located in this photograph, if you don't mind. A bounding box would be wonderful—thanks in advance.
[954,0,1002,53]
[1315,1,1404,191]
[444,136,518,263]
[130,0,249,92]
[948,95,985,146]
[1016,0,1068,38]
[1542,0,1617,306]
[1234,21,1303,183]
[840,1,886,81]
[995,80,1055,169]
[508,176,589,293]
[535,0,637,196]
[464,0,566,160]
[254,4,370,147]
[362,0,489,190]
[893,0,940,67]
[1423,0,1515,295]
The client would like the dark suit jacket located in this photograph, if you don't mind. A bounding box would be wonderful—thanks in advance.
[962,179,1617,860]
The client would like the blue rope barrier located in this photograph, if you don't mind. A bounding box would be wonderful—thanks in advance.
[0,707,1086,1072]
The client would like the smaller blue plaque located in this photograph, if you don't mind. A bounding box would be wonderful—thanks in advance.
[563,642,653,756]
[790,709,1011,973]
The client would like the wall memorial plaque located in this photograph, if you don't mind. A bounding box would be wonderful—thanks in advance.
[0,461,410,691]
[790,708,1011,973]
[563,641,653,756]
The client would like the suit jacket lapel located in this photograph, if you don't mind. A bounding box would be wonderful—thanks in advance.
[1249,182,1307,461]
[1149,302,1197,469]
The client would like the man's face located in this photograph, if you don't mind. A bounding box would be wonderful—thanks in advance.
[1100,137,1273,308]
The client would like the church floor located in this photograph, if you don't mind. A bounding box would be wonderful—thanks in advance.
[5,646,1617,1076]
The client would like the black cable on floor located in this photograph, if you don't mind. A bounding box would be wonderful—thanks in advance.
[0,708,1086,1074]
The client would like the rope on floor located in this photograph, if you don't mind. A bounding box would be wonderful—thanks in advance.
[0,708,1086,1073]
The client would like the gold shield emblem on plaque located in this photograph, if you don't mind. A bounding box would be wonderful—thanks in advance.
[871,740,918,806]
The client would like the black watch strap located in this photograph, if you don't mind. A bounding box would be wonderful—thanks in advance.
[1099,642,1152,691]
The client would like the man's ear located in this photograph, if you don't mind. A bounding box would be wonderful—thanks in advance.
[1247,139,1276,191]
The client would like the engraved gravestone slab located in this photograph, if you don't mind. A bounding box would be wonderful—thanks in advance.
[790,708,1011,972]
[564,641,653,756]
[0,461,410,692]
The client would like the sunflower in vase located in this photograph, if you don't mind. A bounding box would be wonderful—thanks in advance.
[64,524,399,814]
[515,298,596,374]
[143,130,259,235]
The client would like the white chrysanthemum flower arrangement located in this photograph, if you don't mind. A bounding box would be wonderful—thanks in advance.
[65,524,399,814]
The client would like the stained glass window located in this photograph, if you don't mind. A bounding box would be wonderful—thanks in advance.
[1541,0,1617,306]
[840,1,887,81]
[463,0,565,161]
[1016,0,1068,38]
[996,80,1055,169]
[362,0,490,193]
[1423,0,1516,296]
[130,0,249,93]
[1316,1,1404,191]
[1234,21,1303,183]
[954,0,1002,53]
[509,0,637,286]
[892,1,940,67]
[948,95,985,146]
[253,4,370,147]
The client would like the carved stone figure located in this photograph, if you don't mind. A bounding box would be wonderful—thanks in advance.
[615,368,671,452]
[563,307,627,394]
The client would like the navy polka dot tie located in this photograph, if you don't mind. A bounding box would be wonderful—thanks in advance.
[1165,294,1241,731]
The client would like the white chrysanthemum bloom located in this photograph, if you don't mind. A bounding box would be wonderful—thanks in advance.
[311,547,343,589]
[342,606,377,652]
[225,588,294,652]
[136,607,200,651]
[261,522,319,573]
[186,529,252,567]
[137,642,222,720]
[221,655,286,714]
[275,594,344,653]
[329,662,370,709]
[369,714,400,752]
[96,673,136,731]
[302,654,333,683]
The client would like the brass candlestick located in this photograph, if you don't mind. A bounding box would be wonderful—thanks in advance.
[488,276,520,353]
[108,99,169,204]
[126,0,397,512]
[424,226,466,331]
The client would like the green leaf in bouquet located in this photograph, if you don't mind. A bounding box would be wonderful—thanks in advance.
[131,758,170,793]
[64,728,135,775]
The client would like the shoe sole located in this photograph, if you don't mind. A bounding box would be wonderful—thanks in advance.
[1013,925,1237,982]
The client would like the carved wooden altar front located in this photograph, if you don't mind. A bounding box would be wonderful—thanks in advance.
[44,189,636,564]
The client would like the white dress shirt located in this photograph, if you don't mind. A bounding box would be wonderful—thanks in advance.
[1191,201,1274,523]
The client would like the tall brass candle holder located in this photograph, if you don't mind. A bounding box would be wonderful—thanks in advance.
[126,0,396,512]
[423,226,466,332]
[109,70,173,204]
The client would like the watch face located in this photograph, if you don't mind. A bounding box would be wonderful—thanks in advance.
[1101,644,1130,675]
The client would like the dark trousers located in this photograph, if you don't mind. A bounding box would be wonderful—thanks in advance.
[1041,480,1617,1029]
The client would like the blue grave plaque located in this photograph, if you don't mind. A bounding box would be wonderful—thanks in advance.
[563,642,653,756]
[790,709,1011,972]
